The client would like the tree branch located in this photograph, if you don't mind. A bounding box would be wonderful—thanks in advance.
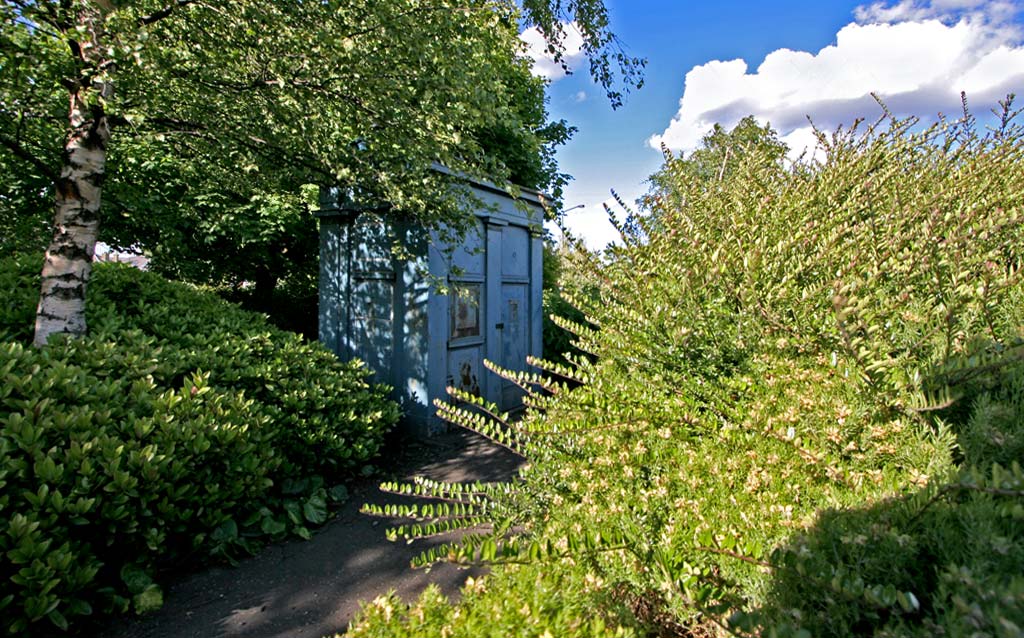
[912,480,1024,522]
[139,0,200,26]
[0,134,57,180]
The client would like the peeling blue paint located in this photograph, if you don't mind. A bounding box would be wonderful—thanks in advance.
[318,183,545,436]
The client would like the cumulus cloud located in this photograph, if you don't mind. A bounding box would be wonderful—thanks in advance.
[520,22,586,80]
[550,199,622,251]
[649,0,1024,159]
[548,184,652,251]
[854,0,1019,33]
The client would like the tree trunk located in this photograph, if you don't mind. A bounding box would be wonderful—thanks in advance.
[252,266,279,314]
[33,2,113,348]
[33,93,111,347]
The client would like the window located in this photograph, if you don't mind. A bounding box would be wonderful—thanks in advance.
[450,284,481,340]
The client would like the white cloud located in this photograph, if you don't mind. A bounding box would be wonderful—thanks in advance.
[650,0,1024,159]
[547,186,650,252]
[854,0,1019,32]
[547,202,621,252]
[574,90,588,103]
[520,22,586,80]
[778,126,825,162]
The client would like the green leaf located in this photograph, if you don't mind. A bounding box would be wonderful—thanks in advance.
[120,564,154,596]
[260,517,287,536]
[47,608,69,631]
[281,477,308,496]
[133,586,164,615]
[284,500,303,526]
[329,484,349,503]
[303,495,328,525]
[212,519,238,542]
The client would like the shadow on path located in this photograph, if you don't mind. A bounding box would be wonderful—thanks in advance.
[100,429,522,638]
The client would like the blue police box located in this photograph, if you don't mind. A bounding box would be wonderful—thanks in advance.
[317,177,545,436]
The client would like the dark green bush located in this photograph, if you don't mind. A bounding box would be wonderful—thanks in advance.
[542,242,594,366]
[354,109,1024,637]
[0,254,39,344]
[216,274,320,341]
[1,256,398,635]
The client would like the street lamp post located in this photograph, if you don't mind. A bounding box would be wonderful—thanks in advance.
[550,204,585,249]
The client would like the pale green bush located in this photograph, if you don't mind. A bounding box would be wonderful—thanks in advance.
[354,105,1024,637]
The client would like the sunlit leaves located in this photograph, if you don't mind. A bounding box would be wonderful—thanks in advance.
[356,105,1024,637]
[1,0,581,291]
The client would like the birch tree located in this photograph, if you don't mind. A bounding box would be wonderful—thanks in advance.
[0,0,641,347]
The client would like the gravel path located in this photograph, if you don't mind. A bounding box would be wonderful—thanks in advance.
[98,429,522,638]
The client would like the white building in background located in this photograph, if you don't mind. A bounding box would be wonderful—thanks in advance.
[94,242,149,270]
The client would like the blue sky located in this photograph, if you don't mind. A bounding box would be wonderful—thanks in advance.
[526,0,1024,248]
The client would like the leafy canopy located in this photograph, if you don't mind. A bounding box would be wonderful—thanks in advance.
[0,0,641,250]
[2,0,642,328]
[645,115,789,209]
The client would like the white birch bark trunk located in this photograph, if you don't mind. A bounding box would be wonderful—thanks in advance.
[33,3,113,347]
[33,93,111,346]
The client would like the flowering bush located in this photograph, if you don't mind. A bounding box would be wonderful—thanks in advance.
[354,105,1024,636]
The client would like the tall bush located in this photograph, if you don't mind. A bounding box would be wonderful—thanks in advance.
[353,105,1024,636]
[542,241,594,365]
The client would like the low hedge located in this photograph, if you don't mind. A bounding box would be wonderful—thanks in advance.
[1,256,398,635]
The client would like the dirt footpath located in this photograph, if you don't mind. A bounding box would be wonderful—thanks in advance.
[100,429,522,638]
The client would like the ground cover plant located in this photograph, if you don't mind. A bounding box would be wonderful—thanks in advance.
[351,102,1024,637]
[0,257,398,635]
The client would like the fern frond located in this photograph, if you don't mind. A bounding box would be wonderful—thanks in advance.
[409,475,518,499]
[360,500,488,521]
[434,399,528,456]
[409,533,492,568]
[559,350,596,371]
[386,517,494,542]
[444,386,511,425]
[550,309,600,340]
[526,355,589,386]
[522,393,556,413]
[374,477,505,504]
[906,385,960,413]
[482,359,549,399]
[409,528,629,569]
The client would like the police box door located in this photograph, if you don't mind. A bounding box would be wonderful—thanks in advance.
[498,225,531,411]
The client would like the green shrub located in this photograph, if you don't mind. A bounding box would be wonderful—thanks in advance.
[3,256,397,479]
[764,457,1024,637]
[0,256,398,635]
[1,344,275,632]
[0,253,40,344]
[347,563,639,638]
[542,242,596,366]
[358,108,1024,636]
